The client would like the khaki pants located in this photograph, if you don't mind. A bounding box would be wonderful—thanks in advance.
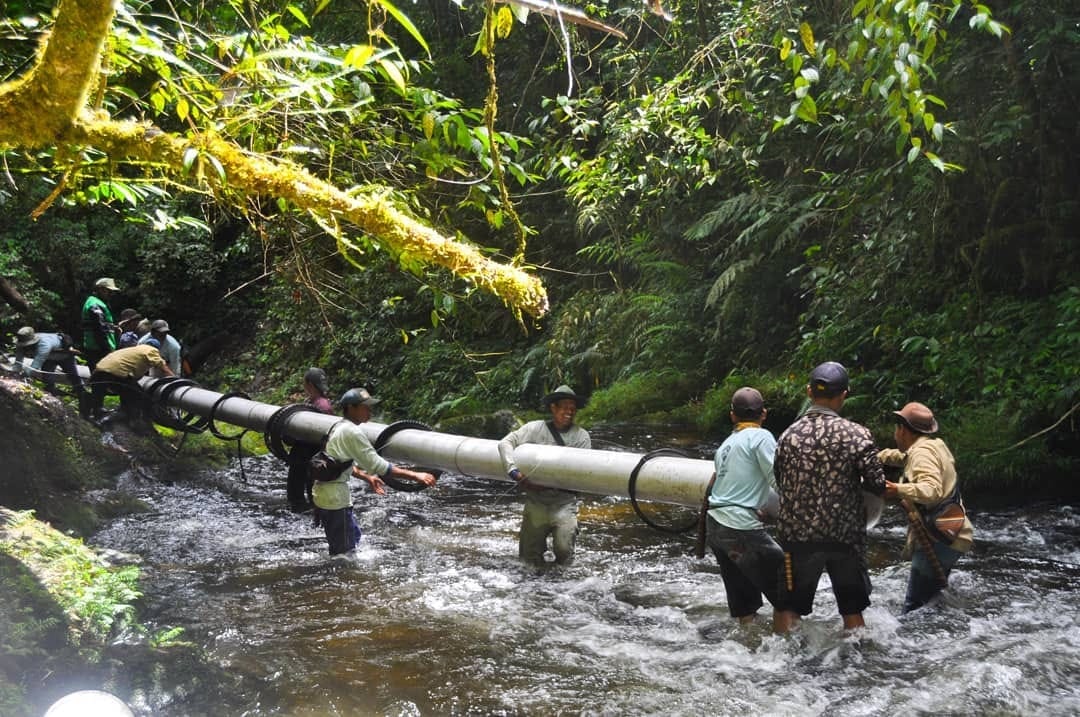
[519,498,578,565]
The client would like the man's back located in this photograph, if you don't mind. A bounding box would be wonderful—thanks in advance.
[775,408,885,548]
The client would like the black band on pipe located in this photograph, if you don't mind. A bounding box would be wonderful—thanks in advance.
[628,448,699,534]
[208,391,251,441]
[373,420,441,492]
[145,377,210,433]
[263,403,318,461]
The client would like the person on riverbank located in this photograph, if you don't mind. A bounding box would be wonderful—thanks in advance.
[284,367,335,512]
[88,340,174,427]
[706,387,783,624]
[116,309,143,348]
[313,387,437,556]
[81,277,120,371]
[879,402,974,613]
[498,384,591,565]
[13,326,91,415]
[773,361,887,633]
[138,319,182,376]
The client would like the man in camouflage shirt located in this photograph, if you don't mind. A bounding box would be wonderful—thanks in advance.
[773,362,887,633]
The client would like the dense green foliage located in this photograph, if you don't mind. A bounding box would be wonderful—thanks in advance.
[1,0,1077,485]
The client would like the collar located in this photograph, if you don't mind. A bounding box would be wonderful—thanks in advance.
[733,421,761,432]
[804,405,840,418]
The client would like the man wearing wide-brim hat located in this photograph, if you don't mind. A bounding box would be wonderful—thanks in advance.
[81,277,121,371]
[12,326,90,411]
[498,384,591,565]
[879,401,974,612]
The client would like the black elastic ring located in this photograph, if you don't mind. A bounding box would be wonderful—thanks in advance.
[628,448,699,534]
[263,404,318,461]
[209,391,251,440]
[373,420,441,492]
[145,377,209,433]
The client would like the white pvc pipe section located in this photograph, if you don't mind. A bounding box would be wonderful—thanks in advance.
[1,355,882,522]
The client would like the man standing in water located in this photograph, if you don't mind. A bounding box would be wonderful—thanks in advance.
[706,387,783,624]
[879,401,974,612]
[773,362,887,633]
[498,385,591,565]
[285,367,335,513]
[313,387,437,556]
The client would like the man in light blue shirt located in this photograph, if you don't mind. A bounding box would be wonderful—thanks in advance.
[705,386,783,623]
[138,319,182,375]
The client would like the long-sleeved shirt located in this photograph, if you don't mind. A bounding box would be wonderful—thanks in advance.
[498,419,591,506]
[775,406,887,551]
[708,424,777,531]
[313,420,391,510]
[93,344,167,379]
[879,436,974,554]
[15,333,70,373]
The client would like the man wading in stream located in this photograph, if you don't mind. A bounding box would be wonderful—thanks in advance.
[773,362,887,633]
[879,402,974,613]
[313,388,437,556]
[498,385,591,565]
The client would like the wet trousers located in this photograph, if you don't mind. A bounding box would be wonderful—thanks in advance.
[905,540,964,613]
[519,498,578,565]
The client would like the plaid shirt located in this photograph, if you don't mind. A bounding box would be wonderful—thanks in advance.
[775,406,886,550]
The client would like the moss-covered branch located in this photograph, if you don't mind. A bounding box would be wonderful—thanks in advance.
[0,0,549,317]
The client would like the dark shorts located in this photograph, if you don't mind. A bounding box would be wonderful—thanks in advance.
[776,544,871,617]
[707,519,783,618]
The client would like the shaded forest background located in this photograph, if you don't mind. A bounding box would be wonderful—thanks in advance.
[1,0,1077,490]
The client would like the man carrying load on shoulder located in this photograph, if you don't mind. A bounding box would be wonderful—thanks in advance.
[705,386,784,624]
[313,387,437,556]
[879,402,974,613]
[498,384,591,565]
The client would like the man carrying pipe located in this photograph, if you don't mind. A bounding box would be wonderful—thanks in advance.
[498,385,591,565]
[313,388,437,556]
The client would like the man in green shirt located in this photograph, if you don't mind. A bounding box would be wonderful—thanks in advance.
[81,277,120,371]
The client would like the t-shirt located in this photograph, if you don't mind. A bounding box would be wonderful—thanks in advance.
[708,425,776,531]
[497,419,591,506]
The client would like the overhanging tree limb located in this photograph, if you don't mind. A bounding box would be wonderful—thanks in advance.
[0,0,549,318]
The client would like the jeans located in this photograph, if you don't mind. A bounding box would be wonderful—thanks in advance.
[905,540,964,613]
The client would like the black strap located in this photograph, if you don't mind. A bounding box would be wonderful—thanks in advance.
[545,420,566,446]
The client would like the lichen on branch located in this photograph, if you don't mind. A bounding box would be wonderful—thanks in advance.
[0,0,549,318]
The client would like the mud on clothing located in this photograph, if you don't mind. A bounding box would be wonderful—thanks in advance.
[498,419,591,564]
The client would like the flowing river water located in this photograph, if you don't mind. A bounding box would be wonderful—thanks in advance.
[87,428,1080,716]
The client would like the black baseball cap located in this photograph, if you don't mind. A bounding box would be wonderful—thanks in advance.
[731,387,765,418]
[809,361,849,397]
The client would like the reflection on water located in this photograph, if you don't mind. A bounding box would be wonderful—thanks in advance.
[91,437,1080,716]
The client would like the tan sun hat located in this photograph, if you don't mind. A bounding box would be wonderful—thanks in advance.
[893,402,939,434]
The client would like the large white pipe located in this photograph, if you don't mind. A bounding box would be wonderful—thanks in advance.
[1,355,881,522]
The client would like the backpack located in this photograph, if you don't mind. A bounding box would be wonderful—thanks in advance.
[307,422,353,483]
[308,450,353,483]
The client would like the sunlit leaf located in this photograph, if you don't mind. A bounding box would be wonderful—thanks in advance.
[799,22,816,57]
